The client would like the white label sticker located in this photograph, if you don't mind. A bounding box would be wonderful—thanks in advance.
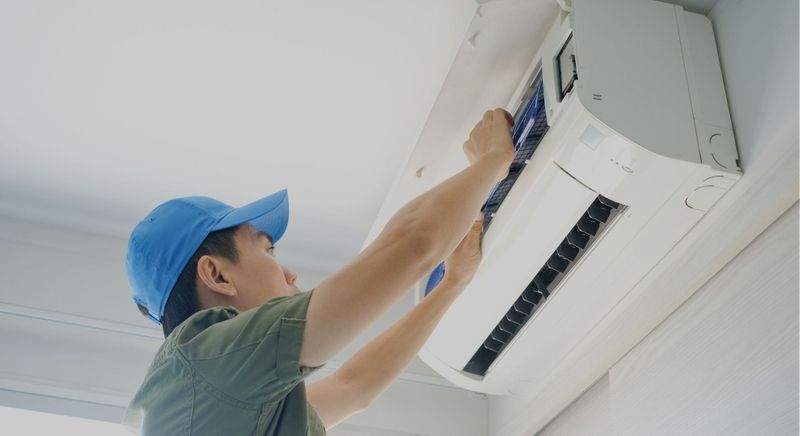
[579,124,606,150]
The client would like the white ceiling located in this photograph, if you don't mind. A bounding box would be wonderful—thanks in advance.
[0,0,477,275]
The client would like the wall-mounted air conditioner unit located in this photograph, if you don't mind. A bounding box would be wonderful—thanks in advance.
[415,0,741,394]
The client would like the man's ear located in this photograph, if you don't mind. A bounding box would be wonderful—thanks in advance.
[196,255,238,297]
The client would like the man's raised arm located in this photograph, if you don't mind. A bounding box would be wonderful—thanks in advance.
[299,108,515,368]
[307,213,485,429]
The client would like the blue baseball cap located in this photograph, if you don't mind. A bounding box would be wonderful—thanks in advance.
[125,189,290,324]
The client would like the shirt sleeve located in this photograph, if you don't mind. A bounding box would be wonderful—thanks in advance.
[176,289,322,404]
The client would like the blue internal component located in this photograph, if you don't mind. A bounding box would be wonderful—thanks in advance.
[482,75,548,231]
[423,73,549,296]
[424,262,446,296]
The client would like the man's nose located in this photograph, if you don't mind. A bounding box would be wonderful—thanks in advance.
[282,266,297,285]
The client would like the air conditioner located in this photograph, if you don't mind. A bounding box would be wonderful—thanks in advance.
[411,0,741,394]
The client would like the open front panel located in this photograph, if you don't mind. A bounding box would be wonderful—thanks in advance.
[421,160,602,371]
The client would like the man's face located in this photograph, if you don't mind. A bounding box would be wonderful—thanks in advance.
[225,224,300,310]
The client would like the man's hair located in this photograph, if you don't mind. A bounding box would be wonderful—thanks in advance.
[148,225,241,337]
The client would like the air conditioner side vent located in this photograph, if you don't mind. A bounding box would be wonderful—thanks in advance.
[463,195,625,376]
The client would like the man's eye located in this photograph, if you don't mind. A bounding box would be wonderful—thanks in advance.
[267,246,276,255]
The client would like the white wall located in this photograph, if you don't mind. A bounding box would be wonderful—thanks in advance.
[540,204,798,435]
[0,215,163,422]
[490,0,799,436]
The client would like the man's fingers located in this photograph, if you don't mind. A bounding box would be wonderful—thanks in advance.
[492,108,514,126]
[482,108,513,127]
[503,110,514,127]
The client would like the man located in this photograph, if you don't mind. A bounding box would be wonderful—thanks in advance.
[123,108,515,435]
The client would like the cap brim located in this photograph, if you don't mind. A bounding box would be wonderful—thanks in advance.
[211,189,290,242]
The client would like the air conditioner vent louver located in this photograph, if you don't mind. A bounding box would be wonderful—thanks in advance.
[463,195,624,376]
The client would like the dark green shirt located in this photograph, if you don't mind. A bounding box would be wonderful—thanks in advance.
[124,290,326,435]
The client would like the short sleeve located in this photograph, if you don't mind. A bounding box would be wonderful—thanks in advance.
[176,290,321,404]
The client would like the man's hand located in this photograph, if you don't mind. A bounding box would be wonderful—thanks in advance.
[463,108,515,180]
[442,212,484,287]
[307,217,485,431]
